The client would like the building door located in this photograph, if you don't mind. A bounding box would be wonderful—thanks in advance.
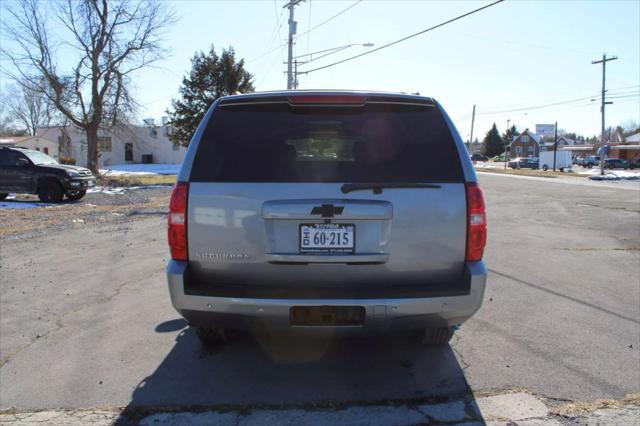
[125,143,133,162]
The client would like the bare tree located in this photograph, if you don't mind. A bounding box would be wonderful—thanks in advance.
[3,80,56,136]
[1,0,175,172]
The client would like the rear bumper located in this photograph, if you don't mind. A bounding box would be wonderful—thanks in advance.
[166,260,487,332]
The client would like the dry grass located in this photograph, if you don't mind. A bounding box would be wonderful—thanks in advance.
[552,393,640,415]
[97,174,176,187]
[0,193,170,238]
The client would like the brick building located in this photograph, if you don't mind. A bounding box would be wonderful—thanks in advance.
[509,129,543,158]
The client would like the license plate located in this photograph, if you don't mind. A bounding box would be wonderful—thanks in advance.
[87,180,95,187]
[299,223,355,253]
[290,306,365,326]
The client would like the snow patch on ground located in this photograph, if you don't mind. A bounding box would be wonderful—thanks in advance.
[0,194,52,209]
[99,163,180,176]
[88,184,171,195]
[587,169,640,180]
[0,201,50,209]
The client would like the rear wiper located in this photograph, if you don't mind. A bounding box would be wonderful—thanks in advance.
[340,182,441,194]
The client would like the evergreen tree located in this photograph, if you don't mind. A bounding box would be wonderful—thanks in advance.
[167,46,254,145]
[482,123,504,157]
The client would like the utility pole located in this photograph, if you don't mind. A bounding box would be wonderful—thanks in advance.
[504,118,510,170]
[469,104,476,153]
[285,0,304,90]
[591,54,617,175]
[553,121,558,172]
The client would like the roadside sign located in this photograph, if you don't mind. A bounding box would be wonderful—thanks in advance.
[536,124,556,137]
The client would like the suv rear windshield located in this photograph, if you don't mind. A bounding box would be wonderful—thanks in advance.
[190,102,464,183]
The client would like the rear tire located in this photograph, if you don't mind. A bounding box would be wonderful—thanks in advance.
[414,327,455,346]
[542,165,549,171]
[66,189,86,201]
[37,181,64,203]
[195,325,227,347]
[0,193,8,201]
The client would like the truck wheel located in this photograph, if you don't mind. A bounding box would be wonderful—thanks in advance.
[414,327,455,346]
[542,165,549,171]
[195,326,227,347]
[66,189,86,201]
[37,181,64,203]
[0,193,7,201]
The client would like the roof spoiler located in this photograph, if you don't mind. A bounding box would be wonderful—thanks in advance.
[219,94,435,108]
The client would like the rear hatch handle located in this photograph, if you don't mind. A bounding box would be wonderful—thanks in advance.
[340,182,441,194]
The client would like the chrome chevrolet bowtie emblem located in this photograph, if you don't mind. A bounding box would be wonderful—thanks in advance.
[310,204,344,218]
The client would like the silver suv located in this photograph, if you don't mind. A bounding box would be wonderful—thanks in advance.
[167,91,487,346]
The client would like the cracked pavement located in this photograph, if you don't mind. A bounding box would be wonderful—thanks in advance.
[0,174,639,424]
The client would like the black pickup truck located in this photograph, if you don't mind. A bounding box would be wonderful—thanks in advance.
[0,146,96,202]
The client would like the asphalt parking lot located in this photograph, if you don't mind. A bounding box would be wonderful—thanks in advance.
[0,174,638,421]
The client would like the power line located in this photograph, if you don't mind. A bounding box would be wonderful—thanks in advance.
[477,87,639,115]
[299,0,505,75]
[247,7,287,63]
[295,0,362,40]
[477,95,599,116]
[254,1,288,87]
[477,95,639,117]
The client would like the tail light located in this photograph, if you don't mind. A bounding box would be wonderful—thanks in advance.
[287,95,367,105]
[465,182,487,262]
[168,182,189,261]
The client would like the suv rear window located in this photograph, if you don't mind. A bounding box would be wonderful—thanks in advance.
[190,102,464,183]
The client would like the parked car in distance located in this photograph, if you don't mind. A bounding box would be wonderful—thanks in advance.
[508,157,539,169]
[604,158,629,169]
[491,153,507,162]
[166,91,488,347]
[573,156,584,165]
[579,155,601,168]
[470,153,488,162]
[0,146,95,202]
[629,159,640,169]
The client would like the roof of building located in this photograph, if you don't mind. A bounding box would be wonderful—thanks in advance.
[557,136,575,144]
[626,132,640,143]
[0,136,34,145]
[511,129,542,145]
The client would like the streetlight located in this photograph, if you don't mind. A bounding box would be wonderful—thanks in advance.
[291,43,374,89]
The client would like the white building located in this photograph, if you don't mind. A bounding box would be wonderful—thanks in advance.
[36,122,187,168]
[0,135,60,159]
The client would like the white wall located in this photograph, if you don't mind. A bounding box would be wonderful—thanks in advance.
[15,137,59,159]
[36,125,187,168]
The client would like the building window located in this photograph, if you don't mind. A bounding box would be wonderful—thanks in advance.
[172,143,179,151]
[521,135,529,143]
[516,146,522,154]
[98,136,112,152]
[528,146,534,153]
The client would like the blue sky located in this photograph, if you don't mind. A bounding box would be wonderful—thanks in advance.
[3,0,640,139]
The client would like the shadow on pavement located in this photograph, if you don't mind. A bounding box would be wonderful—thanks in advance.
[115,323,479,424]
